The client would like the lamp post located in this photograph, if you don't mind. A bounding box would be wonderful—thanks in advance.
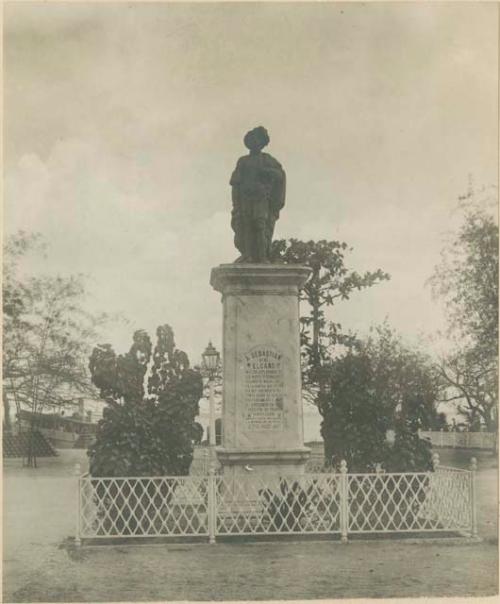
[202,341,220,468]
[319,365,332,395]
[318,362,333,413]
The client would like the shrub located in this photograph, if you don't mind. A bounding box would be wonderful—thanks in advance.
[88,325,203,477]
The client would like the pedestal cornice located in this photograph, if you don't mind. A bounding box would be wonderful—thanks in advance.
[210,263,311,296]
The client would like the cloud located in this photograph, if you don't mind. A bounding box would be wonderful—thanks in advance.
[4,137,236,359]
[4,2,497,360]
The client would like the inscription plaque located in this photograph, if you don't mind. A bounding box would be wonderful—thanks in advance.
[243,345,284,431]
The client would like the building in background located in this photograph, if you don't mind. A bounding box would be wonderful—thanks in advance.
[13,397,104,450]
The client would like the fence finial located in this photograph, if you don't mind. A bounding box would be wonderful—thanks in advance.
[470,457,478,472]
[432,452,440,469]
[340,459,348,474]
[74,462,81,477]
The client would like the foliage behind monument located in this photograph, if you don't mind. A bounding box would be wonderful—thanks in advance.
[270,238,438,472]
[88,325,203,477]
[270,238,390,390]
[320,325,437,472]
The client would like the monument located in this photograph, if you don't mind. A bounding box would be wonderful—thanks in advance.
[210,127,311,481]
[229,126,285,264]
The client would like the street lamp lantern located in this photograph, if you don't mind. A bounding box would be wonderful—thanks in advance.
[202,341,220,376]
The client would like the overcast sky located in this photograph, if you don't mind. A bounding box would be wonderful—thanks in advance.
[4,2,498,363]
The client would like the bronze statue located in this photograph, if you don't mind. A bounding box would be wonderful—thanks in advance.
[230,127,286,263]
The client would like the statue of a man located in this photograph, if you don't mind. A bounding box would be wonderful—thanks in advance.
[230,127,286,263]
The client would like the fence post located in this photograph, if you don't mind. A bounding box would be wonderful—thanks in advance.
[208,466,216,544]
[340,460,348,543]
[432,452,440,471]
[470,457,478,539]
[74,462,81,547]
[439,428,444,448]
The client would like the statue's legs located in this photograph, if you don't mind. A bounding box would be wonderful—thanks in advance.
[266,216,277,259]
[241,218,255,262]
[232,209,248,262]
[236,199,274,263]
[254,216,269,263]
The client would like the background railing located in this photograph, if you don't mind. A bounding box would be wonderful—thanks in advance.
[419,430,497,450]
[77,458,477,544]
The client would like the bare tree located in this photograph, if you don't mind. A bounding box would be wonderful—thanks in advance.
[3,232,106,466]
[430,186,498,434]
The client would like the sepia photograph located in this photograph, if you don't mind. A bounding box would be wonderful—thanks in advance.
[3,1,498,602]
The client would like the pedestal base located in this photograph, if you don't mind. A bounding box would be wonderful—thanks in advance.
[216,446,311,480]
[215,446,311,513]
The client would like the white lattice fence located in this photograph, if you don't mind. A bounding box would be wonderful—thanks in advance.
[79,475,209,539]
[421,467,473,532]
[215,473,342,535]
[347,469,473,534]
[76,462,476,543]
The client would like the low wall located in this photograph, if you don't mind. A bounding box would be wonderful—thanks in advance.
[419,430,497,450]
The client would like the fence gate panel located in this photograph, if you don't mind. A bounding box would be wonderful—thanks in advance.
[422,467,472,532]
[348,473,438,533]
[347,470,473,534]
[215,473,341,536]
[79,475,209,539]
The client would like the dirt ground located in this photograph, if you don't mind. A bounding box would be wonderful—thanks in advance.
[3,447,498,602]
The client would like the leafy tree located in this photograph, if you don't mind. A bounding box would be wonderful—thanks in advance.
[88,325,203,477]
[3,231,104,466]
[320,350,391,472]
[430,192,498,431]
[270,238,389,391]
[320,325,436,472]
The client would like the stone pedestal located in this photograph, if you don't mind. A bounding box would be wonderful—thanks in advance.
[210,264,311,481]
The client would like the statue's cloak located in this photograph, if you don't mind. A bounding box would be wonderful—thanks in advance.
[230,152,286,221]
